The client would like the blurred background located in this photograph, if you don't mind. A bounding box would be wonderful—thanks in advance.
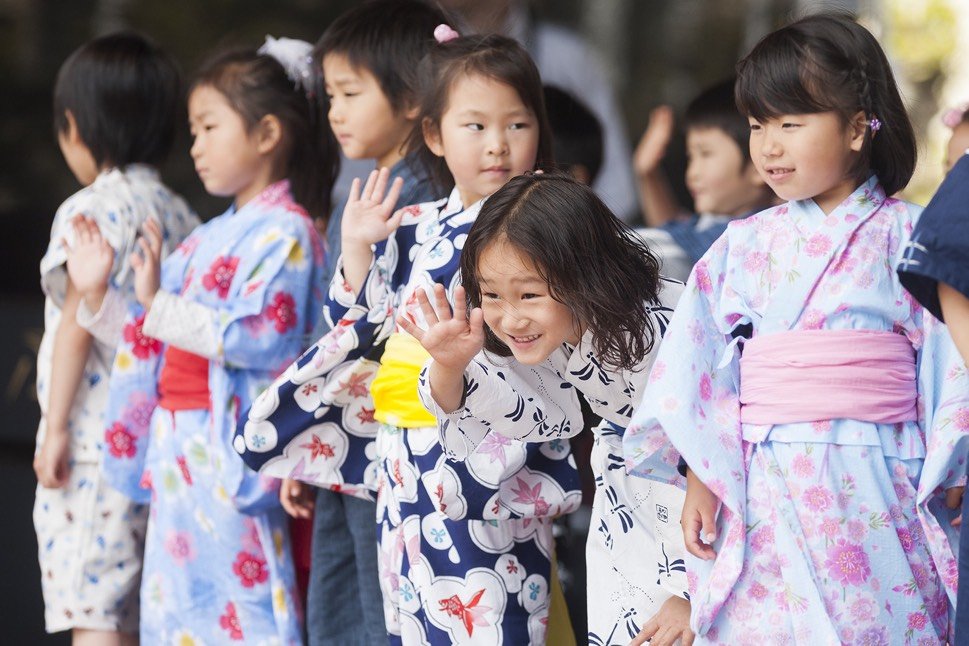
[2,0,966,640]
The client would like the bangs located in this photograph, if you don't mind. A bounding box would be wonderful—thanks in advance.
[736,34,841,121]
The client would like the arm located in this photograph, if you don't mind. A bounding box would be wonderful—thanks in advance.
[339,168,404,296]
[939,282,969,366]
[633,106,684,227]
[34,280,90,488]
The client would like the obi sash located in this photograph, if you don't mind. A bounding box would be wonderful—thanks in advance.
[739,329,917,425]
[371,332,437,428]
[158,346,210,411]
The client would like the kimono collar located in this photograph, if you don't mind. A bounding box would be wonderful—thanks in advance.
[93,163,159,187]
[789,175,885,236]
[229,179,305,219]
[440,186,486,224]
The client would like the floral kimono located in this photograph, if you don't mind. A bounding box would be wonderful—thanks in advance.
[102,180,324,645]
[236,188,580,645]
[624,177,969,645]
[418,279,688,646]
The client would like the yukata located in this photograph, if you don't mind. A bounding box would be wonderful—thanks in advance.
[898,154,969,640]
[237,188,580,645]
[624,177,969,645]
[419,279,689,646]
[34,165,197,633]
[102,180,323,644]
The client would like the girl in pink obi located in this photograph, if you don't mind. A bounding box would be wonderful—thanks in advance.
[623,13,969,645]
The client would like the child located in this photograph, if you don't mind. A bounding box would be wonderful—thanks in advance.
[942,103,969,172]
[898,153,969,640]
[623,14,968,643]
[635,79,775,281]
[276,2,447,644]
[401,172,691,646]
[237,31,574,645]
[32,32,197,644]
[101,38,332,643]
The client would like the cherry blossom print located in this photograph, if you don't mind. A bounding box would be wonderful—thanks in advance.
[201,255,240,299]
[219,602,244,640]
[164,530,196,566]
[232,551,269,588]
[824,539,871,586]
[122,313,162,360]
[105,423,137,458]
[264,291,298,334]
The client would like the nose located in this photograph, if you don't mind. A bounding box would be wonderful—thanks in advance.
[486,128,509,157]
[759,128,781,158]
[328,99,344,125]
[190,135,202,161]
[500,304,529,331]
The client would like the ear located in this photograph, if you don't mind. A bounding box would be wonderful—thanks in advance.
[62,110,81,143]
[402,97,421,122]
[255,114,284,155]
[848,110,868,152]
[422,117,444,158]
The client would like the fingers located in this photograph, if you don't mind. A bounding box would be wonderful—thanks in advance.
[371,167,390,202]
[682,512,709,560]
[381,176,404,211]
[143,218,163,257]
[385,205,405,234]
[650,625,675,646]
[415,288,441,327]
[130,251,144,272]
[953,514,963,528]
[347,177,361,205]
[451,285,468,322]
[945,486,964,509]
[361,169,379,201]
[468,307,485,344]
[397,314,424,342]
[630,618,657,646]
[433,283,452,321]
[682,629,696,646]
[700,505,717,547]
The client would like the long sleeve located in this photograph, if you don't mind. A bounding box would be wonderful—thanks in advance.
[76,287,129,347]
[142,290,219,358]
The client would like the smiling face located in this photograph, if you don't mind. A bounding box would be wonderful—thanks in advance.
[322,53,415,169]
[749,111,865,214]
[424,73,539,208]
[188,84,275,206]
[685,126,768,216]
[476,238,580,365]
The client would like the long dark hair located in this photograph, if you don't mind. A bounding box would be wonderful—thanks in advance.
[408,33,554,194]
[735,12,916,195]
[461,172,662,371]
[190,48,337,222]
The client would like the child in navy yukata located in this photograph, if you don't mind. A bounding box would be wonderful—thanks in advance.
[32,32,197,645]
[237,30,582,645]
[100,37,335,644]
[898,152,969,642]
[634,79,775,281]
[274,2,448,644]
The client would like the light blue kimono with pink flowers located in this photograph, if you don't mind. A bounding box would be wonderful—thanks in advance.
[102,180,324,644]
[624,177,969,645]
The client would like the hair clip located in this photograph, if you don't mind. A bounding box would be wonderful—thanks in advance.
[942,103,969,129]
[259,36,314,92]
[434,24,460,44]
[868,117,882,133]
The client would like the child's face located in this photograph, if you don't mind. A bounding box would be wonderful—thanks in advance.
[188,85,268,205]
[323,53,415,169]
[425,74,539,207]
[749,111,865,215]
[477,239,580,365]
[57,111,99,186]
[945,122,969,173]
[686,127,767,216]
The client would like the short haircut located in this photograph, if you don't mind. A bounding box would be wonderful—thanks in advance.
[53,31,181,168]
[543,85,604,183]
[684,77,751,163]
[313,0,448,113]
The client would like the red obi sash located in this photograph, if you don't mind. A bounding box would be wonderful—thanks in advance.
[158,346,210,411]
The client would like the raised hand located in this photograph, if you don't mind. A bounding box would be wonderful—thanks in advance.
[130,217,163,310]
[65,215,114,310]
[342,167,405,248]
[398,284,484,372]
[633,105,675,177]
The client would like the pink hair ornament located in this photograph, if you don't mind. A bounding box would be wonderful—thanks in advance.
[434,24,460,44]
[942,103,969,129]
[869,117,882,133]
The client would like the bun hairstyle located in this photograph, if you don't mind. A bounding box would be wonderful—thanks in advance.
[735,12,916,195]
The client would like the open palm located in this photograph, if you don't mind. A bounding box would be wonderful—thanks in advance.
[65,215,114,298]
[398,284,484,372]
[343,167,405,246]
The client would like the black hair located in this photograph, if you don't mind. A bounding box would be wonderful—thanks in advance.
[314,0,448,114]
[408,33,554,193]
[190,48,338,222]
[461,172,662,371]
[735,12,916,195]
[543,85,604,183]
[685,77,752,164]
[53,31,181,168]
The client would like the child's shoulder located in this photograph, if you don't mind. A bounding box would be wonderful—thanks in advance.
[396,196,451,225]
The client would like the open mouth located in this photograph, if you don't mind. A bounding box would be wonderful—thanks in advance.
[509,333,541,344]
[765,167,793,180]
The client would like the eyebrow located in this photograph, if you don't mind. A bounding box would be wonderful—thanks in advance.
[479,273,545,286]
[455,108,533,119]
[325,76,362,88]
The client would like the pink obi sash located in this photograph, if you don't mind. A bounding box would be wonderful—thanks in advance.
[739,330,917,425]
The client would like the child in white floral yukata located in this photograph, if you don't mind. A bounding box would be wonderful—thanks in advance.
[624,13,969,645]
[401,172,692,646]
[33,32,198,644]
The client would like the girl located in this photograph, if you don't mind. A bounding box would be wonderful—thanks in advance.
[102,38,333,643]
[236,31,574,645]
[402,172,692,646]
[623,14,968,644]
[34,32,197,644]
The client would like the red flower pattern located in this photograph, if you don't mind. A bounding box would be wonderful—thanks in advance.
[122,314,162,360]
[232,551,269,588]
[264,291,298,333]
[219,601,244,640]
[105,423,136,458]
[300,435,335,461]
[176,455,193,485]
[201,255,240,299]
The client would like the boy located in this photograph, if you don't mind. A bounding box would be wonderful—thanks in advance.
[34,32,197,644]
[634,78,775,280]
[277,3,446,644]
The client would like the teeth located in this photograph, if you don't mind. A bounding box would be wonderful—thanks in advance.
[512,334,539,343]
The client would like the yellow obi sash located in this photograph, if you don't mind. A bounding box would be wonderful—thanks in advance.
[371,332,438,428]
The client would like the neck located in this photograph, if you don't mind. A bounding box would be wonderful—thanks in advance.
[456,186,485,209]
[234,167,282,211]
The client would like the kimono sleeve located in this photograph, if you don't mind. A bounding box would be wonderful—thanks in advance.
[914,311,969,602]
[417,357,586,461]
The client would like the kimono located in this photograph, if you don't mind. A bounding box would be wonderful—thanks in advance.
[102,180,324,644]
[418,278,689,646]
[34,165,197,633]
[623,177,969,645]
[236,188,580,645]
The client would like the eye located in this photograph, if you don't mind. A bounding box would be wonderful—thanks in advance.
[521,293,541,300]
[749,123,762,132]
[781,122,800,129]
[465,123,484,131]
[482,292,499,300]
[509,122,530,130]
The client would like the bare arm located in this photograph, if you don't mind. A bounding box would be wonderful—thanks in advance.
[634,106,684,227]
[940,282,969,366]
